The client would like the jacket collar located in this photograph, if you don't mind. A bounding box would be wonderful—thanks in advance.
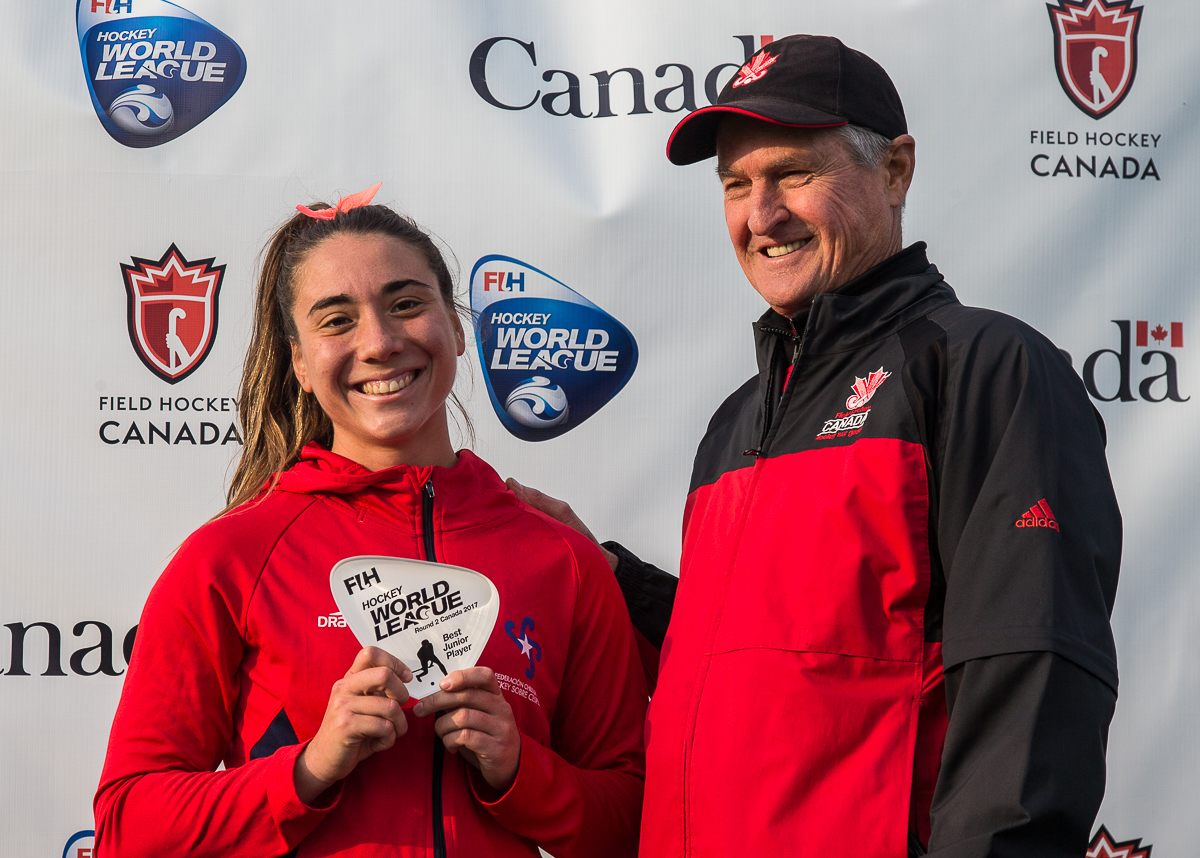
[273,444,518,531]
[753,242,958,372]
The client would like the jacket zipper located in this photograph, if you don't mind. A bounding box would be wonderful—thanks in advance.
[749,311,810,457]
[422,479,447,858]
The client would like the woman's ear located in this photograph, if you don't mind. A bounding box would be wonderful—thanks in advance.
[453,313,466,357]
[291,339,314,393]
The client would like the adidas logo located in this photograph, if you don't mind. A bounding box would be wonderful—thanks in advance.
[1015,499,1059,532]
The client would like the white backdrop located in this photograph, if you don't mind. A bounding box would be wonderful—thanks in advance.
[1,3,1194,856]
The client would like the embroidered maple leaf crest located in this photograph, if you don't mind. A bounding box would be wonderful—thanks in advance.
[846,367,892,410]
[732,51,778,87]
[1151,324,1168,342]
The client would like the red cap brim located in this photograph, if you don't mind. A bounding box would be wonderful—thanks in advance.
[665,103,848,165]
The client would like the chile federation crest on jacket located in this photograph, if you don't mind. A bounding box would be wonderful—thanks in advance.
[121,243,224,383]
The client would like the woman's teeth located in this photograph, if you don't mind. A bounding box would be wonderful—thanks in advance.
[359,374,414,395]
[765,239,808,258]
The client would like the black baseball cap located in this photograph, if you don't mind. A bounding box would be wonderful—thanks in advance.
[666,34,907,165]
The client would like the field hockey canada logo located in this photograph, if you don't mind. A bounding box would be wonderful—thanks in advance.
[122,244,224,383]
[471,256,638,441]
[1087,825,1152,857]
[817,367,890,440]
[1048,0,1142,119]
[732,51,777,87]
[77,0,246,147]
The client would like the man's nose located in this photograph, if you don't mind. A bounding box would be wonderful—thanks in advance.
[746,184,790,237]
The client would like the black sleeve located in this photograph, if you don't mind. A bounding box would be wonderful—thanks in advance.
[928,309,1121,688]
[905,310,1122,855]
[601,541,677,649]
[926,651,1116,858]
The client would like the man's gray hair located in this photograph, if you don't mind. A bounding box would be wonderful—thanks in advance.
[832,124,894,168]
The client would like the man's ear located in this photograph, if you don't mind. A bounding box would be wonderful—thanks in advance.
[883,134,916,206]
[291,339,314,393]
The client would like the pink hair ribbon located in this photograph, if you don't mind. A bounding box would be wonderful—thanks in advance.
[296,182,383,220]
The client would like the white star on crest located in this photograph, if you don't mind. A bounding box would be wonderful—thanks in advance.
[518,634,535,658]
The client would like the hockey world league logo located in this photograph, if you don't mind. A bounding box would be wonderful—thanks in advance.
[1048,0,1143,119]
[121,244,224,383]
[77,0,247,148]
[471,256,638,442]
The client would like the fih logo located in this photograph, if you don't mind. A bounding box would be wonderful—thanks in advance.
[121,244,225,384]
[62,830,95,858]
[1087,825,1152,858]
[1048,0,1143,119]
[76,0,246,148]
[1076,320,1187,403]
[471,256,638,441]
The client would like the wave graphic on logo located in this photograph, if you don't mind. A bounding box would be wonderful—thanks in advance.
[471,255,638,442]
[107,85,175,135]
[77,0,246,148]
[505,377,570,429]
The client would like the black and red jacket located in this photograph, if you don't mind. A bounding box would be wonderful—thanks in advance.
[95,447,646,858]
[611,244,1120,858]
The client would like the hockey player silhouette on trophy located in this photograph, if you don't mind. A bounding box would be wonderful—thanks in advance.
[413,639,448,681]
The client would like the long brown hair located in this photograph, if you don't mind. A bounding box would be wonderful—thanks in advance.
[222,202,470,516]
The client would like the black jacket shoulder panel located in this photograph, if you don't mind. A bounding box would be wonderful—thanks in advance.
[688,373,760,494]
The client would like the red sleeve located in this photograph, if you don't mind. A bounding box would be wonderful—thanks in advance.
[470,533,648,858]
[93,526,339,857]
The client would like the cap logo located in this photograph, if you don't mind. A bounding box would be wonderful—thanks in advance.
[732,51,778,88]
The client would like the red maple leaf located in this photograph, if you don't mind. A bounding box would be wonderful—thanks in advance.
[1151,324,1168,342]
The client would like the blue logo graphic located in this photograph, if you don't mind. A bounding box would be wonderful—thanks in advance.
[77,0,246,148]
[63,830,95,858]
[504,617,541,679]
[505,377,569,429]
[471,256,638,441]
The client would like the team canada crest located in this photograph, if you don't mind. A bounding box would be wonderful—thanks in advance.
[732,51,778,87]
[121,244,224,383]
[846,367,891,410]
[817,367,892,440]
[1048,0,1143,119]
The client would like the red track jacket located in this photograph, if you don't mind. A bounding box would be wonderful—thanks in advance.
[632,245,1120,857]
[94,447,647,858]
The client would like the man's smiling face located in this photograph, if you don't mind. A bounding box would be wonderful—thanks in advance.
[716,117,912,319]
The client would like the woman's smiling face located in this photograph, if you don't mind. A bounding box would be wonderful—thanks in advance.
[289,231,465,471]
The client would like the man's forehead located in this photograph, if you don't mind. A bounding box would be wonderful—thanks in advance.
[715,122,843,171]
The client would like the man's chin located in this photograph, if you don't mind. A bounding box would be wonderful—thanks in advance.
[752,280,823,321]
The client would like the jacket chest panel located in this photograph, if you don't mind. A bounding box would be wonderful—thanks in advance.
[768,342,916,457]
[242,513,570,750]
[686,438,932,665]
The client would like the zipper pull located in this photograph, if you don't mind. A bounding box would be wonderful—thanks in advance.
[424,479,435,500]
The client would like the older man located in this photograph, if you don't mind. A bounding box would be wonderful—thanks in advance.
[513,35,1120,857]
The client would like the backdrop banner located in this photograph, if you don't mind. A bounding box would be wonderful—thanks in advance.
[1,3,1194,857]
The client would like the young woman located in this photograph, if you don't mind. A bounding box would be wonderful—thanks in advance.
[93,186,647,857]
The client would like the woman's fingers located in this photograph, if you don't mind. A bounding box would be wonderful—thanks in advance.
[412,667,521,792]
[295,648,414,804]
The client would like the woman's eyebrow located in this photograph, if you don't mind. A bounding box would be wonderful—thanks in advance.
[307,280,436,317]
